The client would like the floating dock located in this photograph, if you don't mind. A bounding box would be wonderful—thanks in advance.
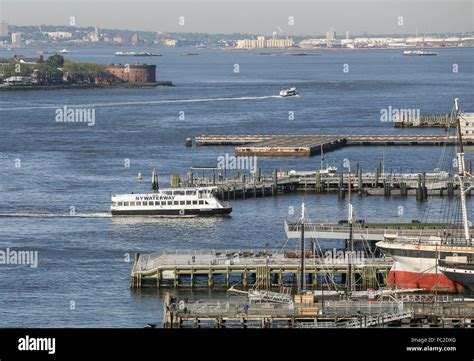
[234,136,346,157]
[130,250,391,290]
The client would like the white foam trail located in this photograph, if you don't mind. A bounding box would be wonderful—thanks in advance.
[0,212,111,218]
[0,95,283,111]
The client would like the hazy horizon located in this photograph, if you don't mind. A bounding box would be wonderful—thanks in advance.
[1,0,473,36]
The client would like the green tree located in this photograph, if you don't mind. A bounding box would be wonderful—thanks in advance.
[45,54,65,68]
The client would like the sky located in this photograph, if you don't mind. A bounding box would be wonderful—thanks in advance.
[1,0,473,36]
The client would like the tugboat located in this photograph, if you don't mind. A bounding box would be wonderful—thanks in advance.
[376,99,474,293]
[279,87,298,97]
[111,168,232,216]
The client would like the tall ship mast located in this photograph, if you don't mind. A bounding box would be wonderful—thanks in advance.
[376,99,474,292]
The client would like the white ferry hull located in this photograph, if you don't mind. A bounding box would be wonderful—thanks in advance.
[111,207,232,217]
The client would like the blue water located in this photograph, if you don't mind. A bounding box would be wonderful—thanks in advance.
[0,46,473,327]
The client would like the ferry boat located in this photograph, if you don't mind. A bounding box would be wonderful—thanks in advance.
[58,48,70,54]
[402,50,437,56]
[279,87,297,97]
[115,51,162,57]
[111,187,232,216]
[111,169,232,217]
[376,99,473,293]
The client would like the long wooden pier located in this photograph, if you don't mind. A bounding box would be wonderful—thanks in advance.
[130,250,391,290]
[194,134,471,157]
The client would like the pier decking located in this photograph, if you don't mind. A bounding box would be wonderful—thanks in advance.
[130,250,391,290]
[284,222,474,242]
[162,293,474,328]
[194,134,469,157]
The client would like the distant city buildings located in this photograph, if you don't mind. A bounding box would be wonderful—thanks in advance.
[46,31,73,39]
[299,27,474,49]
[235,35,293,49]
[0,23,472,49]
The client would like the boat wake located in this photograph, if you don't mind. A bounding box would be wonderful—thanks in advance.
[0,95,283,111]
[0,212,111,218]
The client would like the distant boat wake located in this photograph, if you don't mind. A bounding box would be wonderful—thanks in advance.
[0,212,111,218]
[0,95,284,111]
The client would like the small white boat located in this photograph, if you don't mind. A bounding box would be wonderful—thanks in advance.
[58,49,70,54]
[319,165,338,175]
[402,50,437,56]
[279,87,297,97]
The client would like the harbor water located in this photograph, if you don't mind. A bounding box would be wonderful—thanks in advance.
[0,46,473,327]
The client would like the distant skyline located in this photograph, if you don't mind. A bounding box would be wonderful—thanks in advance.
[1,0,473,36]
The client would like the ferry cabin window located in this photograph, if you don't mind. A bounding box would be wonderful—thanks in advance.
[186,201,191,205]
[136,201,142,206]
[118,202,123,206]
[180,201,185,205]
[192,201,197,205]
[167,201,172,205]
[174,201,179,205]
[185,190,196,195]
[198,200,204,205]
[130,202,135,206]
[174,190,185,196]
[162,191,173,195]
[154,201,160,206]
[124,202,129,206]
[112,202,117,206]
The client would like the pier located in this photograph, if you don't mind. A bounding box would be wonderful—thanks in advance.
[394,114,453,128]
[130,250,391,290]
[284,222,474,242]
[177,166,472,201]
[194,134,471,157]
[162,293,474,328]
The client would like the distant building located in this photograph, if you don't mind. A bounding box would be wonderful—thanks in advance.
[46,31,72,39]
[163,39,177,47]
[113,37,123,44]
[460,113,474,140]
[0,21,9,40]
[235,35,293,49]
[105,64,156,83]
[88,28,99,42]
[11,32,22,45]
[131,34,139,44]
[326,28,336,46]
